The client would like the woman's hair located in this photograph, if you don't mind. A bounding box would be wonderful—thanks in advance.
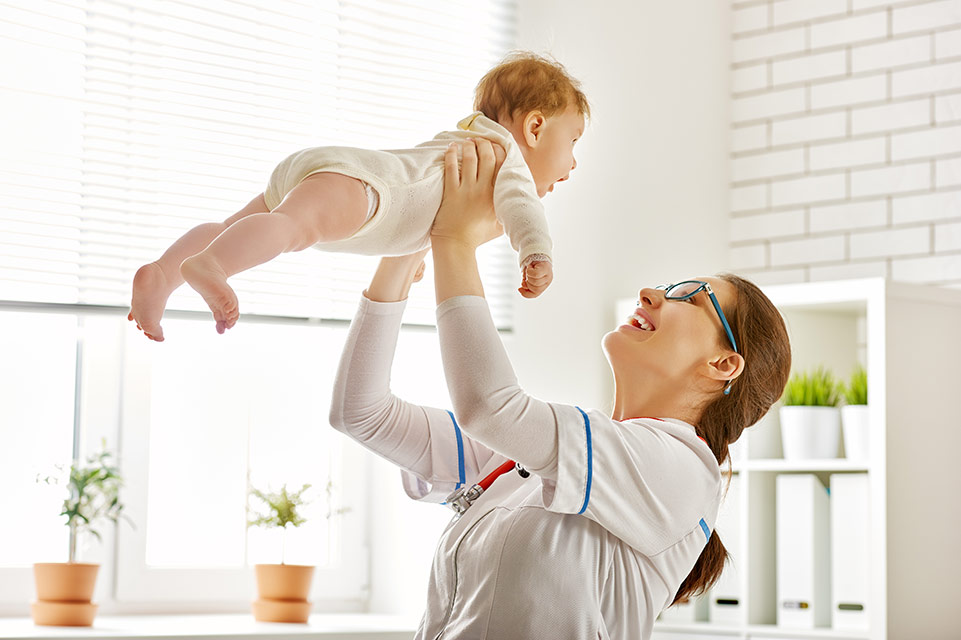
[671,273,792,606]
[474,51,591,124]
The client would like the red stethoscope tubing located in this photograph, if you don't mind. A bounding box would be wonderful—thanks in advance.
[478,459,519,491]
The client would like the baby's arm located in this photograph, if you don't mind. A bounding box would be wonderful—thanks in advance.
[491,149,554,298]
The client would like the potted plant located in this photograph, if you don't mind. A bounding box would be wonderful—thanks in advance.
[33,445,129,627]
[248,483,315,624]
[779,367,841,460]
[840,365,870,461]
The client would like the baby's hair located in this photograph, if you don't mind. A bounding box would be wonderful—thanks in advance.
[474,51,590,125]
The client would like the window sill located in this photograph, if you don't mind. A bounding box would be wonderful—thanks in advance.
[0,614,418,639]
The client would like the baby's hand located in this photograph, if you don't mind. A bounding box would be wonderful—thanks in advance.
[519,260,553,298]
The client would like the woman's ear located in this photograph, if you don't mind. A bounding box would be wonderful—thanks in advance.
[523,111,546,147]
[708,352,745,385]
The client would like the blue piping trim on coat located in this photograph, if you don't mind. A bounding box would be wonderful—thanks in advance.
[448,410,466,490]
[699,518,711,542]
[575,406,593,515]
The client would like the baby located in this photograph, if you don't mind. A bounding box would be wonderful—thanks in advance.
[128,52,589,341]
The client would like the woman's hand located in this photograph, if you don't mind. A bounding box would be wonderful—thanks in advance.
[431,138,506,304]
[365,248,430,303]
[430,138,506,250]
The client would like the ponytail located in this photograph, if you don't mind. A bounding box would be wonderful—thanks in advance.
[672,531,728,605]
[670,274,791,607]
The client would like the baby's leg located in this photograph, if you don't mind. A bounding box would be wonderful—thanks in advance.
[129,192,269,342]
[180,172,369,333]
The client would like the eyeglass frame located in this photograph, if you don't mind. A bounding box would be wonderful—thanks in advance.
[655,280,738,353]
[655,280,739,395]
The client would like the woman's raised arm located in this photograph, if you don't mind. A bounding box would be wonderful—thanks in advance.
[329,250,495,500]
[430,140,560,475]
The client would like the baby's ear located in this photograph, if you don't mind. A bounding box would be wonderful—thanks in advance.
[523,111,546,146]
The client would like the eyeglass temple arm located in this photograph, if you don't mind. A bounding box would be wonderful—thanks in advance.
[704,285,738,353]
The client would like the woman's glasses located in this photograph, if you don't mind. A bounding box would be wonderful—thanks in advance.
[655,280,739,396]
[655,281,738,354]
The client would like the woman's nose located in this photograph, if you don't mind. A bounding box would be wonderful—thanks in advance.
[637,287,661,307]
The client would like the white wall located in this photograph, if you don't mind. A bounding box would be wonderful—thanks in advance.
[729,0,961,288]
[508,1,733,412]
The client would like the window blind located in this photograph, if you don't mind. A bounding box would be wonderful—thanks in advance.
[0,0,517,327]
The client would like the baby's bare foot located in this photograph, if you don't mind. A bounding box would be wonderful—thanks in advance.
[180,254,239,333]
[129,262,174,341]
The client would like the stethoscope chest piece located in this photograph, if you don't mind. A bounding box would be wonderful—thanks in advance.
[445,461,529,517]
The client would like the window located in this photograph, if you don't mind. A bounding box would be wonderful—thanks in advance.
[0,0,517,611]
[115,317,370,604]
[0,0,516,327]
[0,312,75,603]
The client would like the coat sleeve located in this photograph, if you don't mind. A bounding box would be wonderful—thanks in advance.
[329,295,496,502]
[492,146,553,268]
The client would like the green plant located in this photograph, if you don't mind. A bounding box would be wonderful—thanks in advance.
[248,483,312,564]
[39,444,130,563]
[782,367,840,407]
[841,365,868,405]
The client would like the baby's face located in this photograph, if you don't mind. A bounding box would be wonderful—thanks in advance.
[525,106,584,198]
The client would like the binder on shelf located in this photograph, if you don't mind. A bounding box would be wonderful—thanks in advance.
[831,473,870,631]
[709,475,743,625]
[776,474,831,628]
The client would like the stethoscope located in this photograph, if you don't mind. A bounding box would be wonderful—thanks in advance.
[445,459,529,517]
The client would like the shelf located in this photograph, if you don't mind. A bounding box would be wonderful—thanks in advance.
[636,278,961,640]
[0,614,417,640]
[735,459,870,473]
[654,622,870,639]
[745,624,870,639]
[654,622,742,636]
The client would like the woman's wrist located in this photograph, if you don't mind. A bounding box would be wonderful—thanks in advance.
[432,238,485,303]
[430,236,478,255]
[366,253,427,302]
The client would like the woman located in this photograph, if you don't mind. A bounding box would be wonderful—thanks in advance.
[329,140,792,639]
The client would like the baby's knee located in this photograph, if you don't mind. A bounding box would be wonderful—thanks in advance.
[273,210,321,251]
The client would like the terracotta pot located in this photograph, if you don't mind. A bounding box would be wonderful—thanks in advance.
[254,564,314,601]
[33,563,99,602]
[252,564,315,624]
[251,598,312,624]
[32,563,100,627]
[31,601,98,627]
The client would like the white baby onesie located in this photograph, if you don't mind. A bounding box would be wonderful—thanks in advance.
[263,113,551,268]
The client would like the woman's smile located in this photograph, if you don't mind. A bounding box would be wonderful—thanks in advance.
[629,307,656,331]
[616,306,656,336]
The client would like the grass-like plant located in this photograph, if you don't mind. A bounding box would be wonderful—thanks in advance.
[39,444,130,563]
[248,483,312,564]
[841,365,868,405]
[782,367,840,407]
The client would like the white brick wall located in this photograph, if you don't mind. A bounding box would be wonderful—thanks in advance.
[729,0,961,288]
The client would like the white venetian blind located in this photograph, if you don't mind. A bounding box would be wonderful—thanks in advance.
[0,0,517,327]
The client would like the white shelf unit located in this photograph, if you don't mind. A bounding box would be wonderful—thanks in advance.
[618,278,961,640]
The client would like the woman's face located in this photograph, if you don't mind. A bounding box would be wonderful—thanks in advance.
[602,277,739,393]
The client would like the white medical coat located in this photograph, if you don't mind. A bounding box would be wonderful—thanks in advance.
[329,295,723,639]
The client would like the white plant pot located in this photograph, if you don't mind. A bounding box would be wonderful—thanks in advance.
[779,406,841,460]
[840,405,870,461]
